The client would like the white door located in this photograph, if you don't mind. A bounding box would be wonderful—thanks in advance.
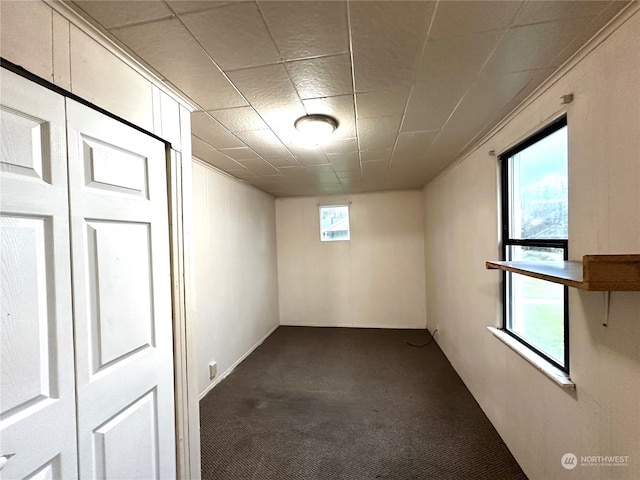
[0,71,78,478]
[65,99,176,479]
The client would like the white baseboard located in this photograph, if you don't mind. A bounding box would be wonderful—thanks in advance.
[198,324,279,401]
[279,321,427,329]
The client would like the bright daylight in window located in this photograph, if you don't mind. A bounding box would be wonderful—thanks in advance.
[319,205,350,241]
[502,117,568,370]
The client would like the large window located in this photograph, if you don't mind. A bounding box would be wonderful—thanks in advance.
[319,205,350,241]
[501,117,569,370]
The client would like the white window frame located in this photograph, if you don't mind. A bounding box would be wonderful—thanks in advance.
[318,204,351,242]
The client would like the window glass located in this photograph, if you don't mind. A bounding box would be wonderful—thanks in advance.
[319,205,350,241]
[502,117,568,370]
[509,126,568,239]
[505,246,565,364]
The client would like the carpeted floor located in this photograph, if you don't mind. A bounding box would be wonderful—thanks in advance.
[200,327,527,480]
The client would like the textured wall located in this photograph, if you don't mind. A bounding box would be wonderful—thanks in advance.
[277,190,426,329]
[423,9,640,480]
[192,161,279,398]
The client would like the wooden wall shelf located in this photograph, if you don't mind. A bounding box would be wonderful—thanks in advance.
[486,255,640,291]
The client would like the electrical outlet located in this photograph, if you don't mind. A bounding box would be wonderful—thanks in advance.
[208,361,217,380]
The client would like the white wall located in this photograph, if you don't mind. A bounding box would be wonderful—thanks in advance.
[423,7,640,480]
[0,1,187,145]
[276,191,426,329]
[192,160,279,398]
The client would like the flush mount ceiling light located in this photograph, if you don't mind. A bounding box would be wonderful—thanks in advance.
[294,114,338,144]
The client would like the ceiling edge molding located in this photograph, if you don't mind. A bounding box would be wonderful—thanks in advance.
[46,0,199,112]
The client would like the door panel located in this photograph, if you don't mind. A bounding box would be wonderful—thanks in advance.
[93,390,159,480]
[0,70,78,479]
[87,221,155,370]
[66,99,176,479]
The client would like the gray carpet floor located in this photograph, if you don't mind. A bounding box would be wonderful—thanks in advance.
[200,327,528,480]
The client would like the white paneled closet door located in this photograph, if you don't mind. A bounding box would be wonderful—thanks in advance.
[0,71,78,478]
[65,99,176,480]
[1,68,176,479]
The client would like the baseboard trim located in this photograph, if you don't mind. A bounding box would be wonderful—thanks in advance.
[198,324,279,401]
[279,322,427,329]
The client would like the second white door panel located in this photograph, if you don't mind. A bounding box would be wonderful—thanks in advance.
[66,99,176,480]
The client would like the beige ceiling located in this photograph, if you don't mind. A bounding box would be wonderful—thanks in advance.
[71,0,627,197]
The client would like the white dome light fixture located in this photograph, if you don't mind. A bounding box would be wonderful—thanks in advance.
[294,114,338,145]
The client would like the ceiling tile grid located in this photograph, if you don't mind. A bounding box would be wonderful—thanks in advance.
[71,0,627,196]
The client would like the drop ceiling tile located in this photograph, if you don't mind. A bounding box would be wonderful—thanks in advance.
[416,30,503,89]
[279,166,313,179]
[427,128,477,163]
[323,137,358,154]
[403,31,504,133]
[361,160,389,178]
[389,159,447,188]
[392,131,439,164]
[234,129,295,159]
[350,1,435,92]
[308,164,336,174]
[361,149,393,162]
[294,149,330,166]
[514,1,609,26]
[266,156,301,168]
[191,111,245,149]
[359,132,397,152]
[247,177,280,189]
[74,1,172,29]
[227,64,305,128]
[401,81,461,132]
[302,95,356,139]
[192,136,244,170]
[208,106,268,132]
[258,1,349,61]
[167,1,236,15]
[356,87,410,118]
[271,123,312,151]
[327,152,360,172]
[308,168,340,183]
[318,186,346,195]
[358,116,402,136]
[238,158,281,175]
[112,18,246,110]
[387,162,436,187]
[180,2,281,71]
[286,54,353,99]
[487,18,592,74]
[429,1,523,40]
[336,170,363,180]
[226,168,260,180]
[338,179,365,192]
[550,2,629,70]
[445,69,536,131]
[218,147,262,161]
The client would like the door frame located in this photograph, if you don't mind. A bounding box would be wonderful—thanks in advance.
[0,60,201,480]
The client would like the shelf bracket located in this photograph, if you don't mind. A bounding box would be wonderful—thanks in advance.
[602,291,611,327]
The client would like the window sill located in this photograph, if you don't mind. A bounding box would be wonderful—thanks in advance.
[487,327,575,389]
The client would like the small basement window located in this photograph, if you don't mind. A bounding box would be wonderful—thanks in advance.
[319,205,350,241]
